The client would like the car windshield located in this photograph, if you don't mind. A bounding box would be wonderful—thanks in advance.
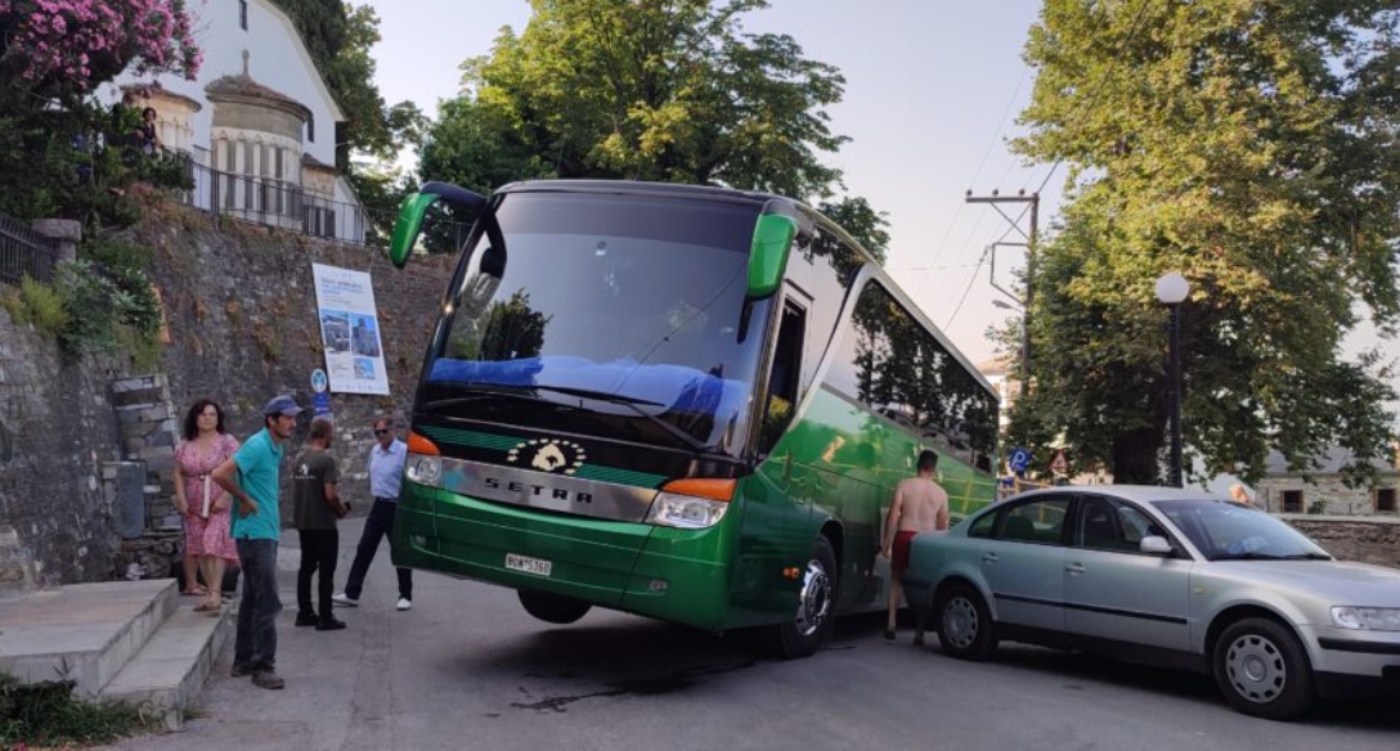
[1155,499,1330,561]
[418,190,767,458]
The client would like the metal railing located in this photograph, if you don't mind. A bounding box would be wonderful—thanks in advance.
[170,154,370,244]
[0,211,58,286]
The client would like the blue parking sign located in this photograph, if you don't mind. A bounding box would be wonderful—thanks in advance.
[1009,447,1031,473]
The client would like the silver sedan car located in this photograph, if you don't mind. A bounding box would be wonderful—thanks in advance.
[901,486,1400,720]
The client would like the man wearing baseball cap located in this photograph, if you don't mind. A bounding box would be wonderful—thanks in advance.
[212,394,302,690]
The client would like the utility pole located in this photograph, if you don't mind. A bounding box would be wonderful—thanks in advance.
[966,189,1038,397]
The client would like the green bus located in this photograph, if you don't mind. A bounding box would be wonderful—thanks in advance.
[386,179,999,656]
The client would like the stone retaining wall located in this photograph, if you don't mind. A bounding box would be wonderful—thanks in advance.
[1283,516,1400,569]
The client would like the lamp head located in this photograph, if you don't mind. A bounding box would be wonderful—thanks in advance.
[1155,272,1191,305]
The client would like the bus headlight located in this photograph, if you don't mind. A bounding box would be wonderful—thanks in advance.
[645,492,728,529]
[405,454,442,488]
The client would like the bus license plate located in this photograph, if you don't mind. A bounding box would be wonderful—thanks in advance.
[505,553,552,577]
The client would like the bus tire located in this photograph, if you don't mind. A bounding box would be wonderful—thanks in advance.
[765,536,838,659]
[518,590,592,625]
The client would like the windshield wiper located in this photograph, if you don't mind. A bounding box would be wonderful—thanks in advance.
[530,385,720,454]
[1215,551,1331,561]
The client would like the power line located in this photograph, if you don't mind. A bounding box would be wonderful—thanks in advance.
[945,246,992,329]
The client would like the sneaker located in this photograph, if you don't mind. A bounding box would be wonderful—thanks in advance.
[396,597,412,612]
[251,669,285,690]
[316,616,347,631]
[294,612,319,628]
[331,593,359,607]
[230,662,253,678]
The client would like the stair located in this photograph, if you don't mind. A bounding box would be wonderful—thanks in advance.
[0,578,232,731]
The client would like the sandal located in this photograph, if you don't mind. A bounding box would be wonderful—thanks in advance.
[193,601,219,613]
[181,585,208,596]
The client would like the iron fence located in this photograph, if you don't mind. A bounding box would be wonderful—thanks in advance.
[0,211,58,286]
[175,156,371,244]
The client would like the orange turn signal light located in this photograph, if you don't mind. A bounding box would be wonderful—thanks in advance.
[407,430,440,456]
[660,478,736,503]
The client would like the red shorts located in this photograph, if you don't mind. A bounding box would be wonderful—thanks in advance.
[892,530,918,571]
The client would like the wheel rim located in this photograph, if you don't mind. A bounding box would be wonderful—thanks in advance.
[1225,633,1287,704]
[792,558,832,637]
[942,596,979,650]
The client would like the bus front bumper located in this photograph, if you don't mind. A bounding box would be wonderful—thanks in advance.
[390,484,735,631]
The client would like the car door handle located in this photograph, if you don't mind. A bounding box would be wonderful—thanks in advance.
[982,552,999,564]
[1066,562,1085,575]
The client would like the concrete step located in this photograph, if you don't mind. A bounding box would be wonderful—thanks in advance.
[99,602,235,731]
[0,579,177,696]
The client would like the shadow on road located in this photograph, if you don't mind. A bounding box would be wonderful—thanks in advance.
[916,639,1400,730]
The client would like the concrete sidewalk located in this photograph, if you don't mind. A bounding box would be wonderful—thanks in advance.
[103,515,417,749]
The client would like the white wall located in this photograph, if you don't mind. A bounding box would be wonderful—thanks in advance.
[106,0,342,169]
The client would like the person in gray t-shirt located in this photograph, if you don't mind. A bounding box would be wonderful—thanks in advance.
[292,418,350,630]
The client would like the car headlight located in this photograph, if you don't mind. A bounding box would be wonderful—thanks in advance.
[1331,606,1400,632]
[645,491,728,529]
[405,454,442,488]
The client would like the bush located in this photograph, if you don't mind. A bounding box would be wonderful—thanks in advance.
[0,277,70,338]
[0,672,153,747]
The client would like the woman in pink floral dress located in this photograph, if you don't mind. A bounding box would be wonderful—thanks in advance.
[174,399,241,613]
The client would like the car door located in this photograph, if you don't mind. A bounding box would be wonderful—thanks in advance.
[981,495,1072,633]
[1062,494,1194,652]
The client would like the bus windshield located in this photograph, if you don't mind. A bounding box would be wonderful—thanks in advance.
[420,190,768,458]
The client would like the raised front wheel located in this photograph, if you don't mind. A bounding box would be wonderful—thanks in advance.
[518,590,593,625]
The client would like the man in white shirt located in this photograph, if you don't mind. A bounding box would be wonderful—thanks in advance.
[333,418,413,611]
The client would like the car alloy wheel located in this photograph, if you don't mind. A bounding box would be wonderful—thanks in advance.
[942,595,980,650]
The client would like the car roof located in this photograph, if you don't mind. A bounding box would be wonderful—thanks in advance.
[1006,484,1224,505]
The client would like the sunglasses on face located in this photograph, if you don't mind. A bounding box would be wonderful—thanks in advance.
[374,429,390,435]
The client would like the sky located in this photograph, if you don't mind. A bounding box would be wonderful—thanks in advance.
[366,0,1397,419]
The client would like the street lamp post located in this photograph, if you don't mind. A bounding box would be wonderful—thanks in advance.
[1155,272,1191,487]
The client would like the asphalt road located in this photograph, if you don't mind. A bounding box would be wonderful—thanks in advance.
[109,517,1399,751]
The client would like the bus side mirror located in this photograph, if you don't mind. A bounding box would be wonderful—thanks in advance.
[387,181,488,269]
[746,213,797,299]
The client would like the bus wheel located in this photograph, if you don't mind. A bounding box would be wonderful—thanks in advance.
[765,536,838,659]
[518,590,592,625]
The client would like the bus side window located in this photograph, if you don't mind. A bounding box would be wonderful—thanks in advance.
[758,300,807,455]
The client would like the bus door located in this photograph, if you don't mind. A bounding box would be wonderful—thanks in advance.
[734,285,812,621]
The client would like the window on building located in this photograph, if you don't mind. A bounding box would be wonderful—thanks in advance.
[240,0,248,30]
[307,112,315,143]
[1377,488,1397,513]
[1282,490,1304,514]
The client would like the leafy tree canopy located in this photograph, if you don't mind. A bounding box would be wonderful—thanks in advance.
[272,0,425,168]
[419,0,889,259]
[1008,0,1400,485]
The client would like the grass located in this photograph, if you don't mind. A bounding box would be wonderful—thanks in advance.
[0,673,157,748]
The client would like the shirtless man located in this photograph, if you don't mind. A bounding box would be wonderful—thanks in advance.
[880,449,949,644]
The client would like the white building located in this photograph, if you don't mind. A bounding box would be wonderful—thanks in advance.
[106,0,364,241]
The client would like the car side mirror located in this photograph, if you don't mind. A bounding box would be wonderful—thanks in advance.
[1140,536,1174,556]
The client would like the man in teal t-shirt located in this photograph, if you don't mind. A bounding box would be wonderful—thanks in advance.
[213,395,301,690]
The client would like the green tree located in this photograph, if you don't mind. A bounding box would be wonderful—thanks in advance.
[1009,0,1400,485]
[272,1,423,168]
[420,0,886,251]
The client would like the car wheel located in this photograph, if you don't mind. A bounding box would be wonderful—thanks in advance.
[936,583,997,661]
[517,590,592,624]
[1213,617,1315,720]
[764,536,838,659]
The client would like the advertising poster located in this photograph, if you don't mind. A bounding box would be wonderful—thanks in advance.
[311,263,389,395]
